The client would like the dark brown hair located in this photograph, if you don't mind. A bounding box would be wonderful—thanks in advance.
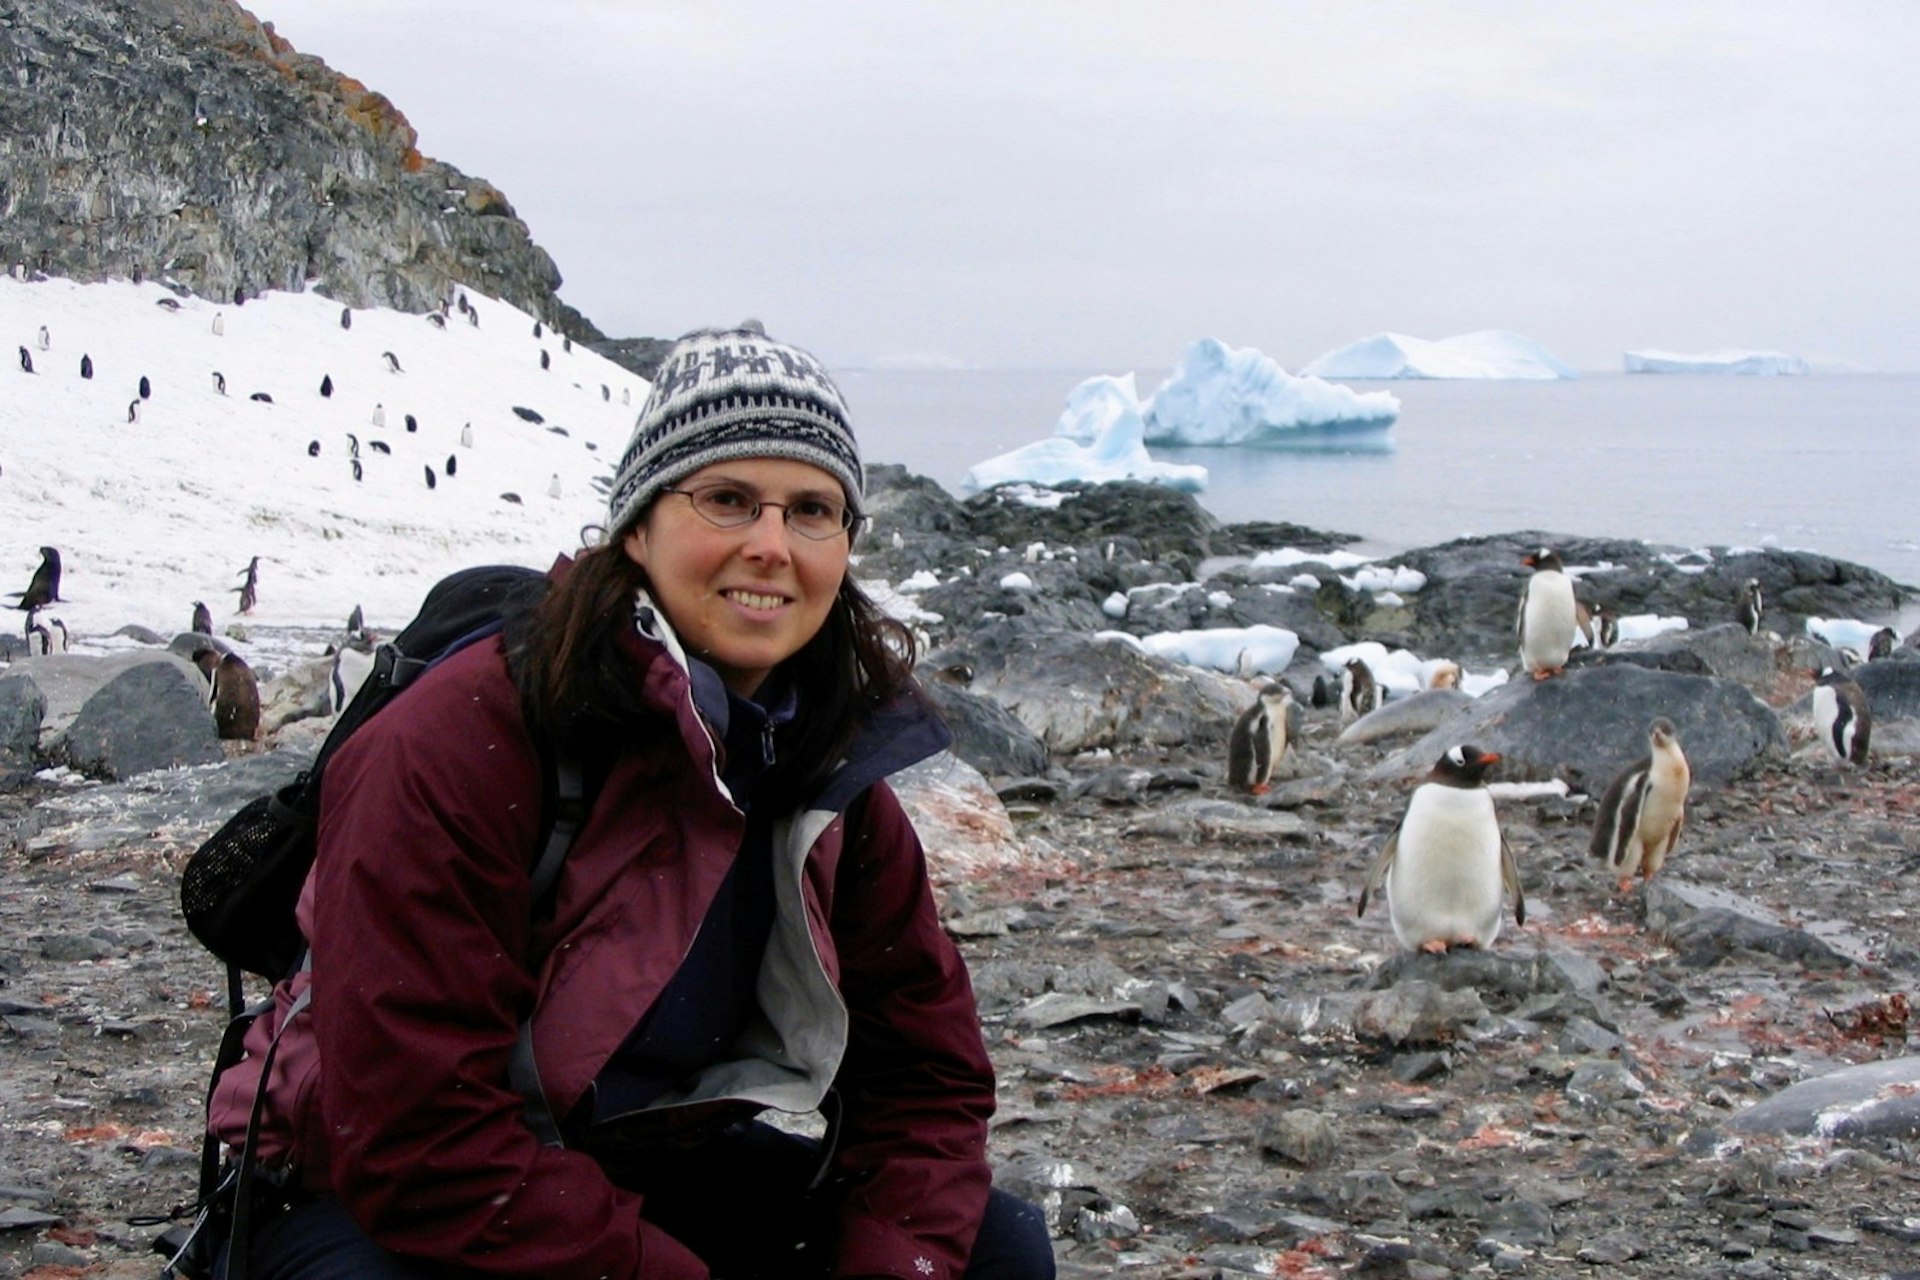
[508,531,918,808]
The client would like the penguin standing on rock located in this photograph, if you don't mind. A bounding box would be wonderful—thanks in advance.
[1812,666,1872,767]
[1339,658,1381,723]
[1517,548,1578,679]
[1590,718,1691,894]
[8,547,63,611]
[1358,745,1524,953]
[1737,579,1764,637]
[1227,683,1299,796]
[191,601,213,635]
[1868,627,1898,661]
[1589,602,1619,649]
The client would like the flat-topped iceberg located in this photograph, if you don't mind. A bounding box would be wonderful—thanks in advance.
[1139,337,1399,449]
[1624,348,1809,376]
[960,373,1208,495]
[1303,329,1577,380]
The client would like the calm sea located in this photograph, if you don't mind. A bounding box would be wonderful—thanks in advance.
[837,368,1920,591]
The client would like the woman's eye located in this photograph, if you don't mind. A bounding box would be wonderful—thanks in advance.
[792,499,833,520]
[705,488,752,510]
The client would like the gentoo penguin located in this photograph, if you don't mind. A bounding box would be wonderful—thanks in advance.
[1590,602,1619,649]
[1516,548,1579,679]
[155,297,181,312]
[424,465,437,489]
[346,604,365,638]
[126,399,141,423]
[1311,674,1333,709]
[1812,666,1872,766]
[17,346,33,373]
[540,349,551,371]
[211,312,225,336]
[79,353,92,379]
[138,374,151,399]
[459,422,474,448]
[601,384,611,402]
[197,650,261,741]
[1339,658,1382,723]
[9,547,62,611]
[25,619,50,656]
[36,325,49,351]
[371,403,386,428]
[351,459,363,482]
[622,386,631,406]
[548,473,562,499]
[1737,579,1764,637]
[1425,661,1463,691]
[339,306,352,330]
[456,292,470,315]
[212,371,226,395]
[445,453,457,477]
[329,641,377,716]
[404,413,418,433]
[381,350,403,373]
[1226,683,1298,796]
[1590,718,1691,893]
[307,440,321,457]
[249,392,273,403]
[369,440,392,455]
[46,618,68,653]
[320,373,333,398]
[191,601,213,635]
[426,311,446,329]
[1868,627,1898,661]
[1358,745,1524,953]
[235,580,257,614]
[346,432,360,459]
[466,307,480,328]
[533,320,543,338]
[563,335,572,353]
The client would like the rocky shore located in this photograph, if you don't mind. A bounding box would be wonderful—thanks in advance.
[4,471,1920,1279]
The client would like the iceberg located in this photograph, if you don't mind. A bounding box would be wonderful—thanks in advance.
[1140,338,1398,449]
[960,373,1208,495]
[1303,329,1577,380]
[1623,348,1809,376]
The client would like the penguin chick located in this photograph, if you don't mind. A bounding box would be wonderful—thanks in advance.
[1868,626,1898,661]
[1226,683,1298,796]
[1812,666,1872,766]
[1737,578,1764,637]
[1339,658,1381,723]
[1590,718,1690,894]
[1359,745,1523,953]
[1517,547,1578,679]
[207,651,262,740]
[191,600,213,635]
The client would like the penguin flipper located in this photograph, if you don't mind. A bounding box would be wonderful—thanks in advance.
[1501,833,1525,927]
[1358,830,1398,918]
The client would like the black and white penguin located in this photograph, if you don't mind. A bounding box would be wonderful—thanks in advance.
[466,307,480,328]
[404,413,418,433]
[381,351,403,373]
[127,399,142,423]
[36,325,50,351]
[1812,666,1872,767]
[1737,578,1764,637]
[346,604,365,639]
[459,423,473,448]
[346,433,360,459]
[339,306,352,330]
[8,547,63,611]
[17,346,33,374]
[1358,745,1523,953]
[79,353,92,379]
[211,312,225,336]
[1226,683,1298,795]
[533,320,543,338]
[547,473,562,499]
[320,373,334,398]
[369,440,392,455]
[445,453,457,477]
[1868,627,1898,661]
[25,619,50,656]
[1425,661,1463,691]
[329,640,377,716]
[562,335,571,354]
[456,293,470,315]
[601,384,610,402]
[307,440,321,457]
[234,580,257,614]
[204,651,261,740]
[249,392,273,404]
[1339,658,1382,724]
[1590,718,1691,893]
[1516,547,1579,679]
[351,459,363,482]
[155,297,181,312]
[371,403,386,428]
[1590,602,1619,649]
[46,618,68,653]
[191,600,214,635]
[424,465,437,490]
[622,386,631,406]
[540,349,550,371]
[138,374,151,400]
[212,371,227,395]
[426,311,446,329]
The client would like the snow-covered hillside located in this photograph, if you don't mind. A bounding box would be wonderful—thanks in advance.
[0,276,650,664]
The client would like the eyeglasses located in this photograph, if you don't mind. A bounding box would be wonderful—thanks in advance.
[663,482,858,541]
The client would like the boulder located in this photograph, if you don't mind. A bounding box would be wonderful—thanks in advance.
[1576,623,1777,693]
[1370,664,1786,789]
[891,751,1030,880]
[1729,1057,1920,1142]
[919,677,1050,778]
[1855,660,1920,722]
[0,673,48,787]
[55,657,224,780]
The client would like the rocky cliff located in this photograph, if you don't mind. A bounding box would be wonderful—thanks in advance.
[0,0,613,346]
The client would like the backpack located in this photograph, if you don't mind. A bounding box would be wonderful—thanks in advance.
[159,563,589,1279]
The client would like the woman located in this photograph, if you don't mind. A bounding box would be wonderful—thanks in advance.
[207,325,1054,1279]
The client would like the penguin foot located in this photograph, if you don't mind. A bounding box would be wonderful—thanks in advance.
[1419,939,1450,955]
[1617,877,1636,895]
[1248,783,1270,796]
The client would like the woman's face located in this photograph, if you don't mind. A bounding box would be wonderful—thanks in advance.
[622,457,852,698]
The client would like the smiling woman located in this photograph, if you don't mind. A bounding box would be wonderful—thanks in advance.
[200,326,1056,1279]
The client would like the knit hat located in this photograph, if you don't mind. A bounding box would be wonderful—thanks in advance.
[605,325,863,536]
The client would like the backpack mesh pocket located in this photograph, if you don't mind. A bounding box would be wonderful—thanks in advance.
[180,778,316,980]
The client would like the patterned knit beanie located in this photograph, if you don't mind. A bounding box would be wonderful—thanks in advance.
[605,324,863,536]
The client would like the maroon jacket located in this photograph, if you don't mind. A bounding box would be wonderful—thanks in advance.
[208,601,994,1279]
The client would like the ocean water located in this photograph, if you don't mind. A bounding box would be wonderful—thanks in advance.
[838,369,1920,590]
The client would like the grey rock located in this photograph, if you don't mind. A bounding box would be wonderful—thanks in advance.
[1255,1109,1338,1167]
[1011,993,1142,1029]
[56,657,224,779]
[920,675,1050,777]
[1728,1056,1920,1141]
[1372,664,1786,789]
[1565,1059,1646,1106]
[0,673,47,776]
[1856,660,1920,722]
[1580,622,1779,692]
[1337,688,1473,745]
[1644,881,1854,969]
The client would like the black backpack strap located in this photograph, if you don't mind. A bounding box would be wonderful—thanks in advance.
[511,746,585,1147]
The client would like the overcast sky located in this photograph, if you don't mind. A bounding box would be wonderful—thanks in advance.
[260,2,1919,373]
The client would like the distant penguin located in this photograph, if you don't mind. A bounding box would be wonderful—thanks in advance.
[1590,718,1691,893]
[352,459,363,482]
[466,307,480,328]
[234,287,247,305]
[25,620,50,656]
[79,353,93,379]
[501,492,522,505]
[424,465,437,489]
[547,473,562,499]
[1311,674,1332,709]
[459,422,473,448]
[212,312,225,336]
[601,384,610,402]
[235,580,257,614]
[456,292,470,315]
[329,642,377,717]
[371,404,386,428]
[9,547,63,611]
[1517,547,1579,679]
[139,374,151,400]
[622,386,631,406]
[426,311,446,329]
[191,601,214,635]
[1226,683,1298,796]
[445,453,457,477]
[382,351,403,373]
[320,373,334,398]
[307,440,321,457]
[533,320,543,338]
[540,349,550,371]
[404,413,417,433]
[207,652,262,741]
[1425,661,1463,691]
[346,604,365,638]
[156,297,181,312]
[562,335,571,354]
[1868,626,1898,661]
[1339,659,1382,723]
[250,392,273,403]
[127,399,142,423]
[36,325,49,351]
[1358,745,1524,953]
[369,440,391,455]
[46,617,68,653]
[1813,666,1872,766]
[7,262,22,280]
[212,371,227,395]
[1737,578,1764,637]
[1590,602,1619,649]
[17,346,33,373]
[340,306,352,330]
[346,433,360,458]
